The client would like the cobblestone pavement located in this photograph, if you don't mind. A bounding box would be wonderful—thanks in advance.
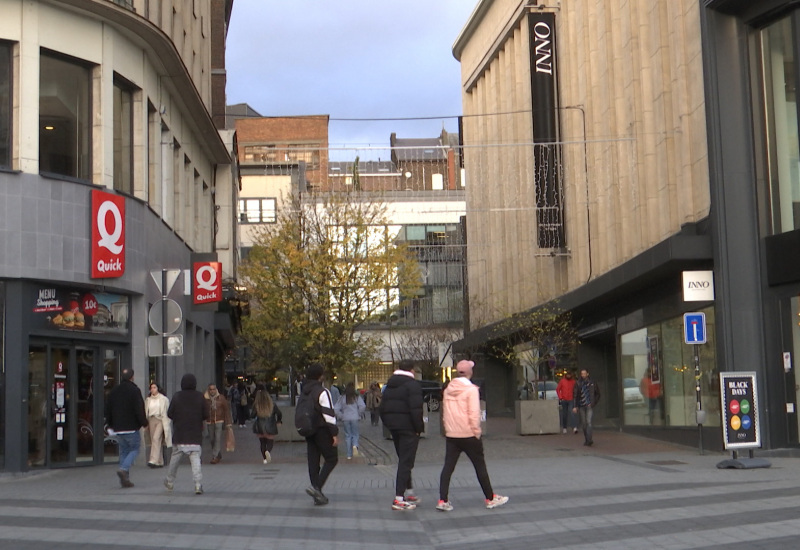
[1,406,799,549]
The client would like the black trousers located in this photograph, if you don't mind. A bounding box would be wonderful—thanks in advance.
[306,429,338,491]
[390,430,420,498]
[439,436,494,501]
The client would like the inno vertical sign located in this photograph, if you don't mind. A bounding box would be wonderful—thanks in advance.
[528,11,564,249]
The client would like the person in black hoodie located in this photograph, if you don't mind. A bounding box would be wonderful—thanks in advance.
[164,373,210,494]
[299,363,339,506]
[379,359,424,511]
[106,367,147,488]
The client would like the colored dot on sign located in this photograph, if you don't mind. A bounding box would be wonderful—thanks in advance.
[730,400,740,415]
[740,400,751,415]
[741,415,752,430]
[730,415,741,430]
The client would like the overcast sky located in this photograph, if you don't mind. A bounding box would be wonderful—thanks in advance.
[225,0,478,149]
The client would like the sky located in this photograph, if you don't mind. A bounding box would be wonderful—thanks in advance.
[225,0,479,150]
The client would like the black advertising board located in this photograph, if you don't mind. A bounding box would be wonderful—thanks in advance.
[719,372,761,450]
[31,285,130,335]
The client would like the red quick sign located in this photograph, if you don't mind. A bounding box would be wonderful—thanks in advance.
[91,190,125,278]
[193,262,222,304]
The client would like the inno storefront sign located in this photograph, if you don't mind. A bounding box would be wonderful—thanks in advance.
[91,190,125,278]
[682,270,714,302]
[192,261,222,304]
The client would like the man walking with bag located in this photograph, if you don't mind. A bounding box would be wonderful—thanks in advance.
[296,363,338,506]
[205,383,232,464]
[436,360,508,512]
[106,368,147,488]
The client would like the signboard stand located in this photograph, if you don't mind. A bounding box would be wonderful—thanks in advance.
[716,371,771,470]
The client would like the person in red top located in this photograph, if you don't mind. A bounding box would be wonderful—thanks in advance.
[640,366,662,424]
[556,371,578,434]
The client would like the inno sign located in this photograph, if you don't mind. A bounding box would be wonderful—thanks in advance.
[91,190,125,278]
[682,270,714,302]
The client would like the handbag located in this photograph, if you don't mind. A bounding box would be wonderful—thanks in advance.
[253,414,279,436]
[225,425,236,452]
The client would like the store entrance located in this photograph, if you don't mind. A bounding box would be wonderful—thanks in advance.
[28,341,124,468]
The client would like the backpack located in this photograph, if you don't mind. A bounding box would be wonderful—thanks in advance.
[295,387,322,437]
[240,391,248,406]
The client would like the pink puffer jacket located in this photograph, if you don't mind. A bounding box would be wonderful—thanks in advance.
[441,377,481,439]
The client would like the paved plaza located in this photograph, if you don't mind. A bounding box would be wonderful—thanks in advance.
[1,409,799,549]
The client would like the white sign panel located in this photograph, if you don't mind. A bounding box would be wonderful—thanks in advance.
[682,270,714,302]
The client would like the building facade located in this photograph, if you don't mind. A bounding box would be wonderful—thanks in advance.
[0,0,237,471]
[452,0,726,447]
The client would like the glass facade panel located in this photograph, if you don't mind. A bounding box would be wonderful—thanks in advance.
[761,16,800,233]
[0,41,10,169]
[113,81,133,194]
[28,345,47,467]
[621,307,719,428]
[39,52,91,179]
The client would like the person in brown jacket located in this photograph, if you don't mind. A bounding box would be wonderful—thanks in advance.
[436,360,508,512]
[205,383,232,464]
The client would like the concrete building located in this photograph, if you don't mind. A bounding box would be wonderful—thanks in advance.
[0,0,238,471]
[451,0,724,448]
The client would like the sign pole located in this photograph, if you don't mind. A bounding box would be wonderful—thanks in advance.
[160,269,168,390]
[694,344,703,455]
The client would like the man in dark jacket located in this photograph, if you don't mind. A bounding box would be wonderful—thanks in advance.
[105,367,147,488]
[379,359,424,510]
[165,373,210,494]
[299,363,339,506]
[572,368,601,447]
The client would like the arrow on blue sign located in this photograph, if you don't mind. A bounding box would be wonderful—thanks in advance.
[684,312,707,344]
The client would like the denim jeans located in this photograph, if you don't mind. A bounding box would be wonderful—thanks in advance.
[343,420,360,457]
[166,444,203,487]
[578,406,594,443]
[559,400,576,430]
[116,431,141,472]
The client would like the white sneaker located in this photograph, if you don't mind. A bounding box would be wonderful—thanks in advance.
[485,494,509,509]
[562,428,567,434]
[352,446,359,457]
[436,500,453,512]
[264,451,271,463]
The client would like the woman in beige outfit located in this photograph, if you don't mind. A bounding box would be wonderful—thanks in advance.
[145,383,172,467]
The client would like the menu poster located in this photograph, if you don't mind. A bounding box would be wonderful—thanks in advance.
[32,286,129,334]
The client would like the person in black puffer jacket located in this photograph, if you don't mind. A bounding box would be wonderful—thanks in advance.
[165,373,209,494]
[379,359,424,511]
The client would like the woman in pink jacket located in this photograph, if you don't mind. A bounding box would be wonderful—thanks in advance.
[436,360,509,512]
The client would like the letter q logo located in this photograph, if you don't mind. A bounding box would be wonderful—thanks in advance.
[96,200,123,254]
[196,265,218,291]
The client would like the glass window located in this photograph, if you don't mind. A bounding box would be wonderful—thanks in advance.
[0,42,10,169]
[621,307,719,428]
[238,198,277,224]
[761,16,800,234]
[39,51,91,179]
[113,78,133,194]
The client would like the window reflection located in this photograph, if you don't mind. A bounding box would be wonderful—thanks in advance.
[761,16,800,234]
[621,307,719,427]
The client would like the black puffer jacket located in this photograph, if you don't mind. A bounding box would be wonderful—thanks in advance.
[168,373,210,445]
[379,373,424,434]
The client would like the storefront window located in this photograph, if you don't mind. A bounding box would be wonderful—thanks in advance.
[621,307,719,427]
[761,16,800,234]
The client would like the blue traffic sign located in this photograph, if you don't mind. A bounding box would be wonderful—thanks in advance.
[684,312,706,344]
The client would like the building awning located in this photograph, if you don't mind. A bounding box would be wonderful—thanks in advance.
[454,221,713,352]
[214,311,236,350]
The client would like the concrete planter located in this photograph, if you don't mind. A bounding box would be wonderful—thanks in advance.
[515,400,560,435]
